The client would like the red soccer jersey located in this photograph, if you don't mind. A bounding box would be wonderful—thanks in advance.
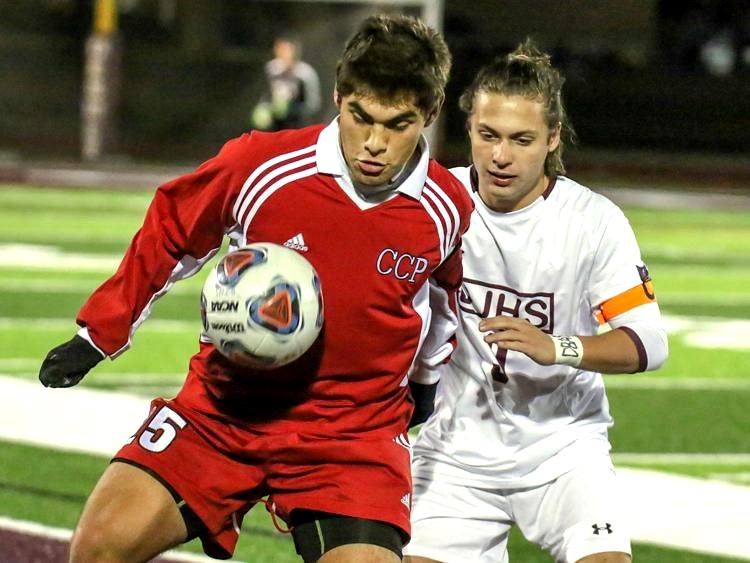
[78,120,473,439]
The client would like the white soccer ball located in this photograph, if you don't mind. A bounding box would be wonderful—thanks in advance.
[200,243,324,369]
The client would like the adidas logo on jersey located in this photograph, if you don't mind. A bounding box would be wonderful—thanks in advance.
[283,233,308,252]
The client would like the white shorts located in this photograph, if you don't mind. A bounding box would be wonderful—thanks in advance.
[405,457,631,563]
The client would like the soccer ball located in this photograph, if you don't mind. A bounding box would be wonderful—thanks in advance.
[200,243,324,369]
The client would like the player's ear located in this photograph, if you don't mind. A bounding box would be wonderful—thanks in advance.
[548,122,561,153]
[424,95,444,128]
[333,89,342,109]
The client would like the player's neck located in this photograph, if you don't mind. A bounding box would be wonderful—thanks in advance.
[353,145,421,202]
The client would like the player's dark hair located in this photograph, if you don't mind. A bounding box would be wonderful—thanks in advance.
[335,14,451,114]
[459,38,576,176]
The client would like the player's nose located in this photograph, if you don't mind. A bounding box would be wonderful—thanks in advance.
[492,140,511,166]
[365,125,388,155]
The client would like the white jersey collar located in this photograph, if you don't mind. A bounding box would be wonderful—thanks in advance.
[315,117,430,200]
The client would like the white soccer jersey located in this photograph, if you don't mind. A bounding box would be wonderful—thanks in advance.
[412,168,664,488]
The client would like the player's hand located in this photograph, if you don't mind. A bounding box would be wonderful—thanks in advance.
[479,316,555,366]
[408,381,438,428]
[39,335,105,388]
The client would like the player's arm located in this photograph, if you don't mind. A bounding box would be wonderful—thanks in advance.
[482,205,668,374]
[408,177,473,425]
[480,302,668,374]
[407,278,455,427]
[408,245,463,426]
[40,137,251,387]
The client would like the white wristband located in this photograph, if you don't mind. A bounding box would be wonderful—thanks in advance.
[550,335,583,367]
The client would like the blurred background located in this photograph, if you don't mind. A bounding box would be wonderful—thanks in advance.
[1,0,749,190]
[1,2,749,561]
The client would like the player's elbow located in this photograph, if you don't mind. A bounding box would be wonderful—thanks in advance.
[623,324,669,373]
[643,327,669,371]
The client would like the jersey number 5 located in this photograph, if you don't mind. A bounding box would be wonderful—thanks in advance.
[136,405,187,453]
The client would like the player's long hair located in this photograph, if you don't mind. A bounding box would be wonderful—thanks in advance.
[335,14,451,115]
[459,38,576,177]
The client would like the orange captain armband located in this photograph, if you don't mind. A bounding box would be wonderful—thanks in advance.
[595,280,656,324]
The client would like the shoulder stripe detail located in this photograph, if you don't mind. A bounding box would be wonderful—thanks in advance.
[425,177,460,251]
[241,165,318,239]
[235,154,317,226]
[420,195,447,261]
[232,144,316,221]
[421,178,460,260]
[595,281,657,324]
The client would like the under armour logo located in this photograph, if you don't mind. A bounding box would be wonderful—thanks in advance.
[592,523,613,535]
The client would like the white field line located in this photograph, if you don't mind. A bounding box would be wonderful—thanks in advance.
[614,453,750,464]
[662,315,750,351]
[0,366,185,385]
[1,376,749,560]
[0,359,39,370]
[0,375,150,456]
[603,377,750,390]
[0,243,120,271]
[0,243,215,277]
[0,278,199,294]
[712,472,750,485]
[0,317,197,331]
[660,292,750,305]
[617,467,750,560]
[0,516,71,542]
[0,516,236,563]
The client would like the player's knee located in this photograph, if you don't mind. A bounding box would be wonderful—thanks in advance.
[69,518,132,563]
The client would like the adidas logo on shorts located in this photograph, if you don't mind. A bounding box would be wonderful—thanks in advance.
[401,493,410,508]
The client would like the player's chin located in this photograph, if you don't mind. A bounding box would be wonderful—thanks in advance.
[354,170,390,186]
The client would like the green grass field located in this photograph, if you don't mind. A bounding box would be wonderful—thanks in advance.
[0,184,749,562]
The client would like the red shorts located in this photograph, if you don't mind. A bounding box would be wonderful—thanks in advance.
[114,397,413,558]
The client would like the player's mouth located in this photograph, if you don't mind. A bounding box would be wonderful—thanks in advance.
[356,160,387,176]
[488,171,516,187]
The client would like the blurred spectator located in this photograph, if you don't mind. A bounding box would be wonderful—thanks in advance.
[657,0,750,75]
[251,36,321,131]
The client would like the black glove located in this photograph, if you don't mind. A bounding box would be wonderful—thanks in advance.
[408,381,438,428]
[39,335,105,388]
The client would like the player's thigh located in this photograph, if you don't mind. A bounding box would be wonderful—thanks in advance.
[115,398,266,559]
[404,474,512,563]
[70,461,186,562]
[513,458,631,563]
